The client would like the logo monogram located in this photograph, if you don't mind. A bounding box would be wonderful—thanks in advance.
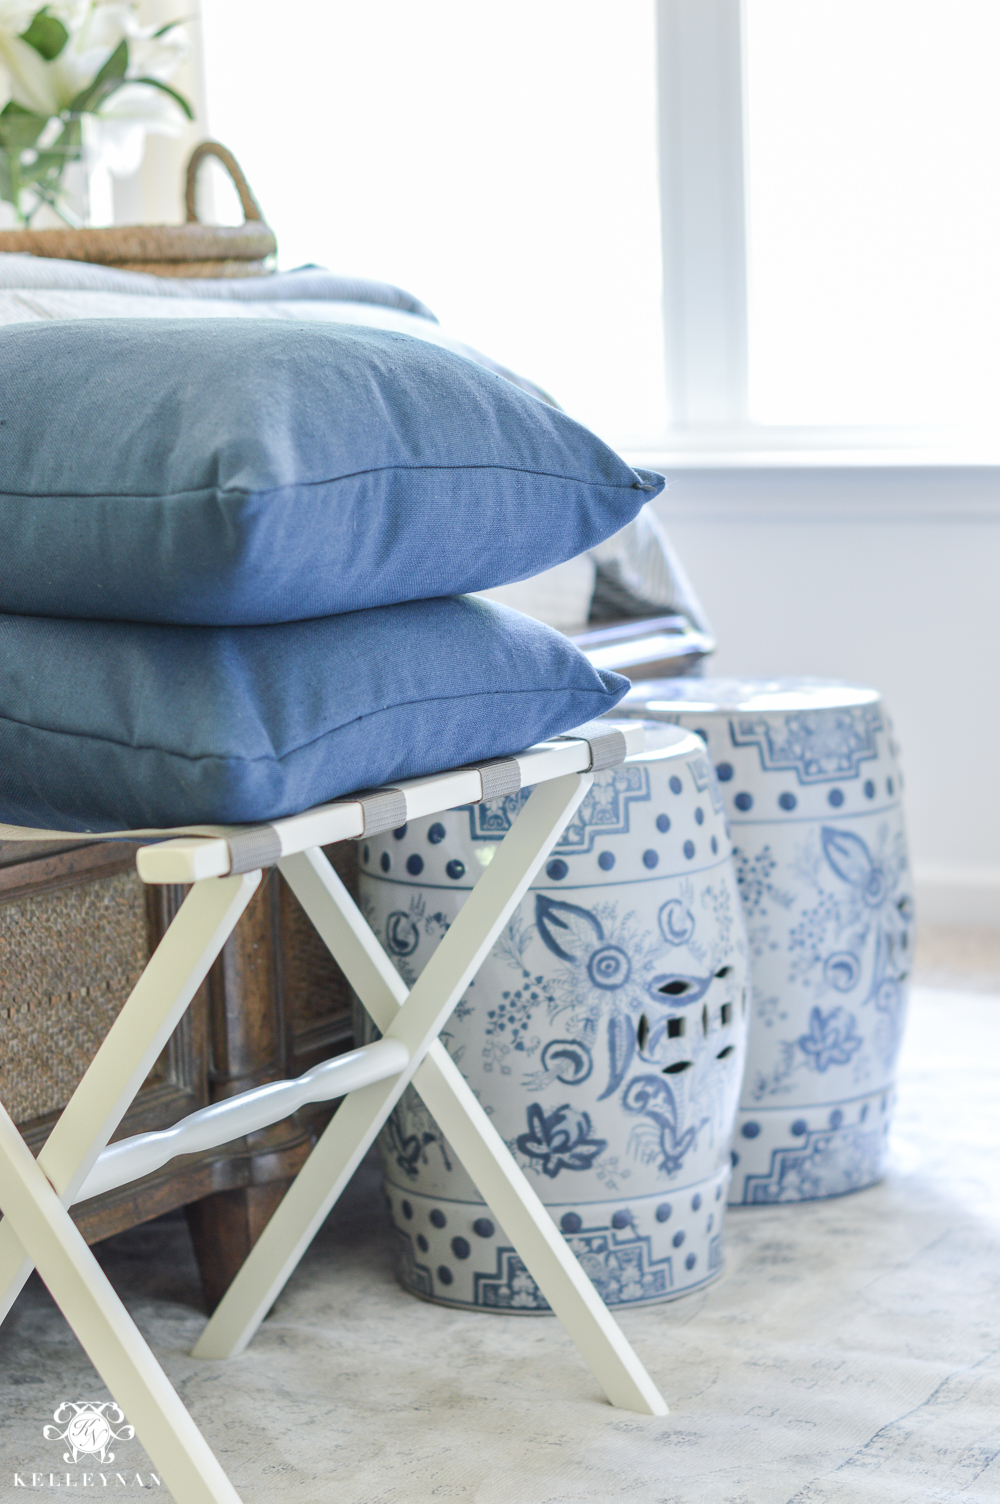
[43,1403,134,1465]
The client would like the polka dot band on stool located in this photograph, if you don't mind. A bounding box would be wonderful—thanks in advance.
[360,723,750,1305]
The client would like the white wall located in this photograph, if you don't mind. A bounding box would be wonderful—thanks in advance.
[637,461,1000,928]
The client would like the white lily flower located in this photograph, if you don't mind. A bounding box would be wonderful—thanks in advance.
[84,80,185,176]
[128,24,187,84]
[0,29,62,113]
[0,1,90,40]
[77,2,188,82]
[47,0,90,26]
[0,10,115,116]
[0,2,42,34]
[0,1,191,220]
[0,3,189,117]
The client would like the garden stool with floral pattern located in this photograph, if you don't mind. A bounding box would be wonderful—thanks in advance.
[357,725,749,1311]
[616,679,914,1206]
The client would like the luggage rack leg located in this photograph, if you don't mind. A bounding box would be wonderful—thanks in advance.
[193,775,667,1417]
[0,872,261,1325]
[0,873,262,1504]
[0,1101,242,1504]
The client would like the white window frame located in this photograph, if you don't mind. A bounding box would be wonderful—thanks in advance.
[652,0,998,462]
[129,1,993,465]
[657,0,748,433]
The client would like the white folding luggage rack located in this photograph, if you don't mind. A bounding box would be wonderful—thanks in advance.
[0,721,666,1504]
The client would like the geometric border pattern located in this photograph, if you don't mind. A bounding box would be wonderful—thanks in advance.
[729,705,883,785]
[466,766,652,856]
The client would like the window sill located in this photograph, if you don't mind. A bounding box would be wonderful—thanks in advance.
[623,426,1000,472]
[627,447,1000,471]
[621,443,1000,524]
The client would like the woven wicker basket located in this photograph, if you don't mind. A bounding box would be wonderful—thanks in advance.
[0,141,277,278]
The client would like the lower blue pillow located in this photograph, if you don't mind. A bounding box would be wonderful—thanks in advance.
[0,596,629,832]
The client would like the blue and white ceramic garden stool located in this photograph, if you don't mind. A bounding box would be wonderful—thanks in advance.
[358,725,750,1311]
[617,679,914,1206]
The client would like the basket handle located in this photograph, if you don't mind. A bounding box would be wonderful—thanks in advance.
[185,141,265,224]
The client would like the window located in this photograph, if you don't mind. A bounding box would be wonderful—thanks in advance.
[198,1,999,448]
[199,0,665,451]
[659,0,1000,440]
[746,0,1000,431]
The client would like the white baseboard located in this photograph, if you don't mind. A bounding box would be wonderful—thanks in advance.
[914,865,1000,931]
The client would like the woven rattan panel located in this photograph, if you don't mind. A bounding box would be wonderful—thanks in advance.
[0,871,150,1122]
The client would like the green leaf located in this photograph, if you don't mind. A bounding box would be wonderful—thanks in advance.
[91,36,129,86]
[0,101,49,153]
[130,76,194,120]
[20,9,69,61]
[0,148,15,207]
[67,38,129,114]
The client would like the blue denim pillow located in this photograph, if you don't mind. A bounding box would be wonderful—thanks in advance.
[0,319,662,625]
[0,596,629,831]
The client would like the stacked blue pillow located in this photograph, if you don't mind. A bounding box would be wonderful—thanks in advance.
[0,319,663,831]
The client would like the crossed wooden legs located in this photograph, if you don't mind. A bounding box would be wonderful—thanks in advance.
[0,1100,242,1504]
[0,873,261,1502]
[0,772,665,1504]
[195,774,666,1416]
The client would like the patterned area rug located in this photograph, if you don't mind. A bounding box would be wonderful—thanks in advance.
[1,986,998,1503]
